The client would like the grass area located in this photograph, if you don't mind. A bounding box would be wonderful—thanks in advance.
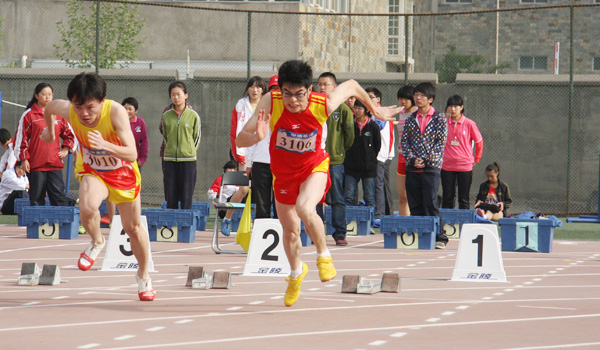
[2,212,597,241]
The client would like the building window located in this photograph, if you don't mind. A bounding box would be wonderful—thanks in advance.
[445,0,473,3]
[388,0,400,55]
[520,0,548,3]
[519,56,547,70]
[593,57,600,71]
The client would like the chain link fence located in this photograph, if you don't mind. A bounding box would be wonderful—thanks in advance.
[0,0,599,215]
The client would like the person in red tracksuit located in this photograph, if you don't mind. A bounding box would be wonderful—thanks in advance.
[14,83,77,207]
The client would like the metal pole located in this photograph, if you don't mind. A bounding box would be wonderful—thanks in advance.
[247,12,252,81]
[95,0,100,74]
[404,14,409,84]
[566,5,575,214]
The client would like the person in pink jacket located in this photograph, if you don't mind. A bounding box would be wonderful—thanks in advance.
[441,95,483,209]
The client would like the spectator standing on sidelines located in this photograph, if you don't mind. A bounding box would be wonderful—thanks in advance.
[160,81,201,210]
[441,95,483,210]
[396,85,417,216]
[41,72,155,301]
[236,60,400,307]
[401,82,448,249]
[344,99,381,211]
[14,83,78,207]
[317,72,355,246]
[223,76,266,235]
[245,75,279,219]
[366,87,394,227]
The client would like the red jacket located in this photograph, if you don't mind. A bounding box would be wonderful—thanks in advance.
[14,103,77,172]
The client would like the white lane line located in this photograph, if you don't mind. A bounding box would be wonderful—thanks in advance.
[73,315,600,349]
[304,297,356,302]
[556,268,564,271]
[175,276,187,279]
[78,344,100,349]
[270,296,284,300]
[308,288,320,291]
[456,305,469,310]
[146,326,165,332]
[325,284,338,288]
[426,318,440,322]
[549,271,557,274]
[227,306,243,311]
[154,280,167,283]
[482,297,493,300]
[390,332,406,338]
[369,274,380,277]
[504,289,515,292]
[524,282,533,285]
[23,301,40,306]
[52,296,70,300]
[441,311,455,316]
[174,320,194,324]
[499,341,600,350]
[369,340,387,346]
[518,305,577,311]
[494,293,504,296]
[248,301,264,305]
[114,335,136,341]
[533,278,542,281]
[407,264,416,267]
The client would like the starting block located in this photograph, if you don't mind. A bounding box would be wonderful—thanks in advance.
[188,267,233,290]
[341,273,401,294]
[39,265,61,285]
[18,262,40,286]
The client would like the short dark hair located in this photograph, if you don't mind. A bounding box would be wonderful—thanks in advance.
[318,72,337,84]
[413,82,436,102]
[396,85,415,106]
[446,95,465,114]
[223,160,238,171]
[244,76,267,97]
[485,162,500,175]
[168,81,187,96]
[121,97,139,111]
[0,128,11,145]
[278,60,313,89]
[67,73,107,105]
[353,99,366,110]
[365,87,382,100]
[15,160,22,168]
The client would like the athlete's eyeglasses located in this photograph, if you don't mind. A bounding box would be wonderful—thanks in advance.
[282,90,308,100]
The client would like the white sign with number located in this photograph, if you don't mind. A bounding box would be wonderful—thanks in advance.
[100,215,156,272]
[451,224,507,282]
[243,219,291,277]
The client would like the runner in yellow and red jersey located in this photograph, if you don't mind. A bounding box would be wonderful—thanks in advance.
[237,60,402,307]
[41,73,155,301]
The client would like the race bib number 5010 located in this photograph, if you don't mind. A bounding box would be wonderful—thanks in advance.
[276,128,317,154]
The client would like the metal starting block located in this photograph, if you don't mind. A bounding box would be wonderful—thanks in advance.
[189,267,232,290]
[18,262,40,286]
[341,273,401,294]
[39,265,61,285]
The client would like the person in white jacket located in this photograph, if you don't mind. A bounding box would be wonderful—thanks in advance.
[0,161,29,214]
[223,76,267,235]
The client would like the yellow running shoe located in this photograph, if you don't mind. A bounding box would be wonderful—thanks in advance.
[284,262,308,307]
[317,256,336,282]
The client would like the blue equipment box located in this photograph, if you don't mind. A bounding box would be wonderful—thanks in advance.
[325,205,373,236]
[380,216,439,250]
[439,209,477,239]
[499,218,556,253]
[142,208,196,243]
[161,201,211,230]
[15,198,50,226]
[24,206,80,240]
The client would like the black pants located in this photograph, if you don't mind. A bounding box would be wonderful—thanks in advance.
[1,190,29,215]
[406,170,447,243]
[27,170,76,207]
[162,160,197,210]
[251,162,277,219]
[441,170,473,209]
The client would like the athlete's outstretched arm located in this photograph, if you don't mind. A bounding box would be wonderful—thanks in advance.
[41,100,72,143]
[236,93,272,148]
[327,80,402,121]
[87,102,137,163]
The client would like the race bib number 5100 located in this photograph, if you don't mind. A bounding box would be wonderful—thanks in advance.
[82,146,123,171]
[276,128,317,154]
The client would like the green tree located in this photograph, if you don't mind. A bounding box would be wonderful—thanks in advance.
[54,0,145,69]
[435,45,510,83]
